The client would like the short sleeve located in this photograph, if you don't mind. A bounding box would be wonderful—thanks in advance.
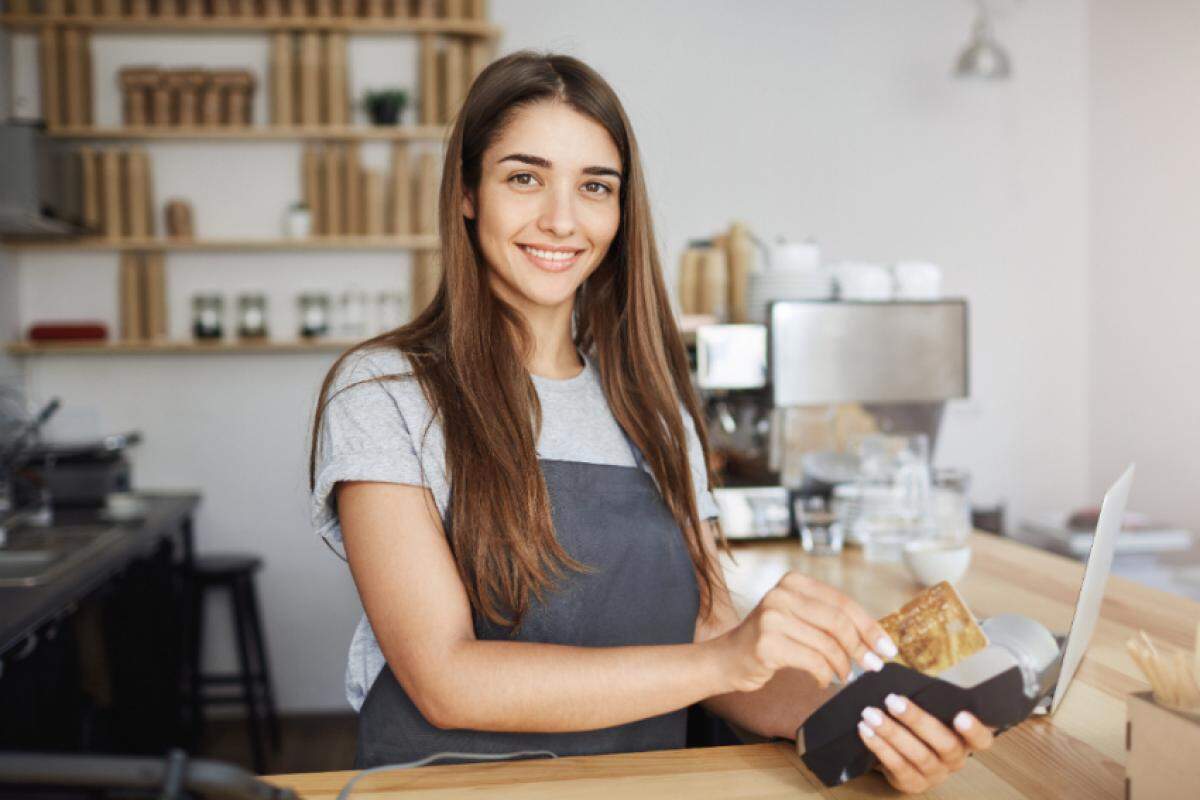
[682,406,721,521]
[310,350,428,555]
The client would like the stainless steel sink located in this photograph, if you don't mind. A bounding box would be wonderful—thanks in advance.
[0,524,125,588]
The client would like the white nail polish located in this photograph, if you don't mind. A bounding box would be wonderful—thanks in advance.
[858,721,875,739]
[954,711,973,732]
[862,706,884,727]
[885,693,908,715]
[863,651,884,672]
[876,635,899,659]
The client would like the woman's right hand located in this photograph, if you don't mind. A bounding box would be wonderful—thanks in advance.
[714,571,898,693]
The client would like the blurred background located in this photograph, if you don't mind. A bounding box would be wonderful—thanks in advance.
[0,0,1196,778]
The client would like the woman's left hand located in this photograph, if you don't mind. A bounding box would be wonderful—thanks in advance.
[856,693,995,794]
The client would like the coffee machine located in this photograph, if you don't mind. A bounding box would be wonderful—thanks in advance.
[690,299,969,538]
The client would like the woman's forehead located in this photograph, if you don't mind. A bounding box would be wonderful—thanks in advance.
[487,102,622,174]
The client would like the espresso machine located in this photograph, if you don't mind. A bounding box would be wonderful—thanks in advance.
[690,299,969,539]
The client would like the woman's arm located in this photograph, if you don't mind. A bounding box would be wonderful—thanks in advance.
[338,480,735,732]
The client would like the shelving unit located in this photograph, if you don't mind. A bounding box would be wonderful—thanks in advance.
[2,234,440,251]
[5,338,363,355]
[41,123,451,141]
[3,1,498,356]
[0,12,500,36]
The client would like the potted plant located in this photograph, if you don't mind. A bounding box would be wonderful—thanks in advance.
[363,88,408,126]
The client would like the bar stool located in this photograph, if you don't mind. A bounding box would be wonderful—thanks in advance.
[188,553,280,773]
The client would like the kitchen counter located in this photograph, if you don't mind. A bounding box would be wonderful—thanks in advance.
[0,492,200,656]
[264,532,1200,799]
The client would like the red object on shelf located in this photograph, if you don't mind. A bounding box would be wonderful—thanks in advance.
[27,322,109,341]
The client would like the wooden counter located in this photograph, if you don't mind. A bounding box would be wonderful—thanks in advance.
[265,532,1200,798]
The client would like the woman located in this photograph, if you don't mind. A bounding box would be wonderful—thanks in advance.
[309,50,992,792]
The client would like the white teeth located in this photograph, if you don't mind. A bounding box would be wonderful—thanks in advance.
[521,245,579,262]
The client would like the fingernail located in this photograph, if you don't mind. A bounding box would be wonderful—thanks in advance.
[876,635,899,659]
[954,711,973,732]
[885,694,908,715]
[858,720,875,739]
[862,706,884,727]
[863,651,884,672]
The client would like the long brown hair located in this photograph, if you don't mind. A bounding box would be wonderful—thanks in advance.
[309,50,727,633]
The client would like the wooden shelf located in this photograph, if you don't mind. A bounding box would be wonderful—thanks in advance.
[0,12,500,36]
[1,235,439,252]
[44,124,450,141]
[6,338,364,356]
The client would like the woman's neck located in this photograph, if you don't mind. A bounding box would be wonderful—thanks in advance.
[521,304,582,380]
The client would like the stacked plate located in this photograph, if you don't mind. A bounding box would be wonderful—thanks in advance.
[832,262,893,301]
[747,267,834,322]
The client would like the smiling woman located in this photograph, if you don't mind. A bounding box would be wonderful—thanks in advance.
[304,49,989,793]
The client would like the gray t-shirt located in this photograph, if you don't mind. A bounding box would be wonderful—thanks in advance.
[311,345,720,711]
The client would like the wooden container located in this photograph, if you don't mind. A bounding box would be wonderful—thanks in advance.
[298,31,321,126]
[152,73,174,126]
[119,252,145,341]
[416,0,436,17]
[363,168,384,235]
[418,32,436,125]
[123,147,148,238]
[322,144,343,235]
[176,70,208,126]
[696,246,728,319]
[678,247,702,315]
[387,141,411,235]
[269,32,293,125]
[725,221,755,323]
[119,67,157,126]
[165,198,194,239]
[414,150,438,234]
[100,148,124,240]
[38,27,63,128]
[344,141,361,235]
[302,144,323,235]
[62,27,88,126]
[78,146,102,232]
[441,37,465,124]
[143,251,168,340]
[323,32,348,125]
[1126,691,1200,800]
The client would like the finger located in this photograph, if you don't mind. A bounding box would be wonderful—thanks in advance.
[781,618,855,682]
[862,705,948,783]
[884,694,967,770]
[774,581,884,673]
[780,572,898,663]
[857,720,927,794]
[953,711,995,752]
[755,621,838,687]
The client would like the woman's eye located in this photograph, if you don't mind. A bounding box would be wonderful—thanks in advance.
[584,181,612,196]
[509,172,538,187]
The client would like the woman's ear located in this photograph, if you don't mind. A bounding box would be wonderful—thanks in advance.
[461,188,476,220]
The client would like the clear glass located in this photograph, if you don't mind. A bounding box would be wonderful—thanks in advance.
[237,293,268,339]
[854,433,933,562]
[796,495,844,556]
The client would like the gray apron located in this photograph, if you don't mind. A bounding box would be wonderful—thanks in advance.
[354,430,702,768]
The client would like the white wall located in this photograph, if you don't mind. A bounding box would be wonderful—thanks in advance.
[2,0,1094,710]
[1088,0,1200,535]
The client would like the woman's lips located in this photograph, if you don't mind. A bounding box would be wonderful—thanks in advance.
[518,244,583,273]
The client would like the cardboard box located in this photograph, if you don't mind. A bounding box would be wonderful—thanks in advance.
[1126,690,1200,800]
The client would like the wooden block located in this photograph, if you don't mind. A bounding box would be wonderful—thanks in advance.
[418,32,437,125]
[1127,691,1200,800]
[144,251,168,340]
[323,144,343,235]
[123,147,147,238]
[387,141,410,235]
[414,150,439,234]
[303,144,323,235]
[299,31,321,125]
[442,37,465,124]
[119,252,144,341]
[100,148,124,240]
[323,32,347,125]
[363,168,384,235]
[411,250,440,317]
[38,27,62,128]
[344,141,361,235]
[269,32,293,125]
[79,146,102,232]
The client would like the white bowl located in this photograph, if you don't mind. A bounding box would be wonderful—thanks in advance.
[902,541,971,586]
[104,492,147,520]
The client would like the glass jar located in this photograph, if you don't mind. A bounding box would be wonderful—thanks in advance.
[298,292,331,339]
[191,293,224,340]
[337,288,369,338]
[237,293,268,339]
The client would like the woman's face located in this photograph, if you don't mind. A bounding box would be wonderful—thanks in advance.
[463,100,623,320]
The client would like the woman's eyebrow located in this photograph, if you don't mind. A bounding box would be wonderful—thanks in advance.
[497,152,622,180]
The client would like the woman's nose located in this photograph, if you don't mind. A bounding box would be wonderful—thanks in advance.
[538,184,577,238]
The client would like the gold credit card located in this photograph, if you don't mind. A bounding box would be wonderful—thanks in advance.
[878,581,988,675]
